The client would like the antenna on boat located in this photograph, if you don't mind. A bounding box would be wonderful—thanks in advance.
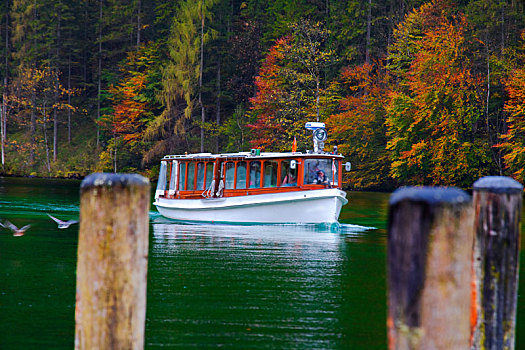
[305,122,327,153]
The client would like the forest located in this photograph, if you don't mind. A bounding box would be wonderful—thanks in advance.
[0,0,524,191]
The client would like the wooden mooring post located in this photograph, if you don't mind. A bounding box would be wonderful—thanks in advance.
[471,176,523,350]
[75,173,150,350]
[387,187,474,349]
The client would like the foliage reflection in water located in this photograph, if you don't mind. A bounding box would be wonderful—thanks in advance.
[4,177,524,349]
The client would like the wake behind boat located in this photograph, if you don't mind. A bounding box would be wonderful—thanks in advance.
[153,123,350,224]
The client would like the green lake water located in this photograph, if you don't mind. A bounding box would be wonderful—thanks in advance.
[0,177,524,349]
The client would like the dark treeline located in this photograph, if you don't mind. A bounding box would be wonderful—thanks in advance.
[0,0,524,190]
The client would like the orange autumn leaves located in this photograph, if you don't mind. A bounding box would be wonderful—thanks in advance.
[248,1,525,188]
[498,33,525,182]
[386,11,489,187]
[329,4,491,188]
[327,63,392,189]
[99,45,158,150]
[109,73,148,144]
[248,1,500,188]
[248,36,289,150]
[249,20,337,153]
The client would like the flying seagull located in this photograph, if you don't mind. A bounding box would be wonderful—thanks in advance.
[47,214,78,229]
[1,220,31,237]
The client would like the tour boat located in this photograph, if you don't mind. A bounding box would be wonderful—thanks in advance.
[153,123,350,224]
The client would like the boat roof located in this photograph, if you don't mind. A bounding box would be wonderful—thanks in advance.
[161,151,344,161]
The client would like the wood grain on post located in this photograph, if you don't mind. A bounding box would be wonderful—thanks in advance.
[387,187,474,350]
[75,173,150,350]
[471,176,523,350]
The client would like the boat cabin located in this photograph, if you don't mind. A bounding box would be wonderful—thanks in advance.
[155,151,344,200]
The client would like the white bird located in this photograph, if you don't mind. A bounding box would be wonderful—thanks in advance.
[1,220,31,237]
[47,214,78,229]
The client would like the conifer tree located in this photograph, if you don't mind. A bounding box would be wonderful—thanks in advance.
[149,0,217,157]
[0,0,9,168]
[11,0,42,164]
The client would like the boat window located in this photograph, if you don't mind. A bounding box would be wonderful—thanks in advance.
[205,162,214,189]
[196,162,205,190]
[263,160,278,187]
[225,161,235,189]
[169,161,177,192]
[332,160,339,186]
[155,161,168,198]
[280,160,297,186]
[236,161,247,189]
[187,162,195,190]
[178,162,186,190]
[304,159,333,185]
[249,161,261,188]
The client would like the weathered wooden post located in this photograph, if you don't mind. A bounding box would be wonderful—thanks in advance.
[387,187,474,349]
[471,176,522,350]
[75,173,150,350]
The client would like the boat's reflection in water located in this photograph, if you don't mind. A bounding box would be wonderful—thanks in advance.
[146,213,380,348]
[151,213,373,247]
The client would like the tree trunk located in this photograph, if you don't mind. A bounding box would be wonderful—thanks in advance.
[30,89,36,165]
[326,0,329,25]
[53,12,61,162]
[485,42,503,176]
[486,46,490,130]
[29,2,37,166]
[53,85,57,162]
[82,4,88,83]
[136,0,141,47]
[501,3,505,55]
[97,0,102,148]
[216,59,220,153]
[199,0,205,152]
[1,90,4,168]
[1,1,8,168]
[43,102,51,173]
[236,109,244,149]
[316,78,320,122]
[113,133,117,173]
[68,54,71,144]
[365,0,372,64]
[3,80,7,168]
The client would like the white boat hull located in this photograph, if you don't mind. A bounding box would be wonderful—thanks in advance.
[153,188,348,224]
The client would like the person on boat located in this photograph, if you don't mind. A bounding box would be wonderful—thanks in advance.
[282,172,297,186]
[314,170,328,184]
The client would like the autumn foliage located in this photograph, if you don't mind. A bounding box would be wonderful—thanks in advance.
[322,1,493,188]
[97,45,160,171]
[109,74,148,143]
[497,33,525,182]
[1,0,524,187]
[249,19,338,152]
[386,10,489,186]
[248,36,289,150]
[326,62,392,189]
